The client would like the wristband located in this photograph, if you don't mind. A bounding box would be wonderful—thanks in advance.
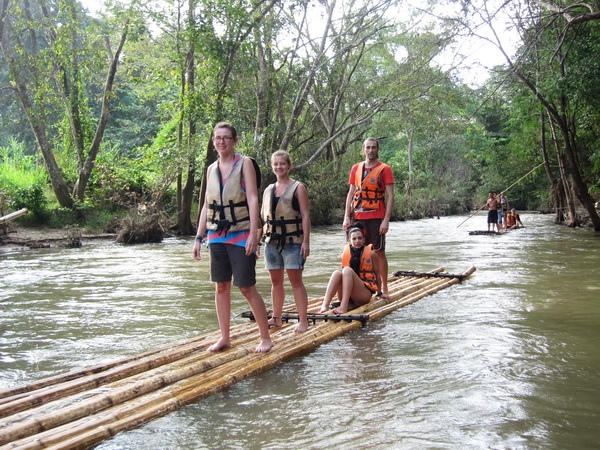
[196,236,204,243]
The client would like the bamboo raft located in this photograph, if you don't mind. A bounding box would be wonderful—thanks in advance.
[0,266,475,449]
[468,230,502,235]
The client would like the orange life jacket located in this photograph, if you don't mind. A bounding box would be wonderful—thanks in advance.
[341,244,378,292]
[352,162,386,213]
[506,212,517,227]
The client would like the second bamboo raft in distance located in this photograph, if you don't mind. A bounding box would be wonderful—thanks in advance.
[0,266,476,449]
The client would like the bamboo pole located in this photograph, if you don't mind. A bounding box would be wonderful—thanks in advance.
[0,325,264,417]
[0,267,475,449]
[0,208,28,224]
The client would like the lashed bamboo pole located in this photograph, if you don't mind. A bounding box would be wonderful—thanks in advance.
[0,326,287,443]
[0,267,475,449]
[0,320,271,415]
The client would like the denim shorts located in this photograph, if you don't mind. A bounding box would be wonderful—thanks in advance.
[264,242,305,270]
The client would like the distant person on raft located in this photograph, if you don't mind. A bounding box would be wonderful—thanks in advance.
[319,224,390,314]
[486,191,500,232]
[193,121,272,353]
[506,208,524,229]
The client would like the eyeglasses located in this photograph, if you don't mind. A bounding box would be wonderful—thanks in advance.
[213,136,234,142]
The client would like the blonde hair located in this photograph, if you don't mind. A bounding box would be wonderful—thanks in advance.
[271,150,292,168]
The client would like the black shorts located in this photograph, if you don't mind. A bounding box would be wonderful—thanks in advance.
[209,243,256,287]
[487,210,498,224]
[355,218,385,252]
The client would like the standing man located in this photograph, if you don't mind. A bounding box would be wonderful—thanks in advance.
[193,121,272,353]
[342,137,394,296]
[497,192,510,231]
[486,191,500,232]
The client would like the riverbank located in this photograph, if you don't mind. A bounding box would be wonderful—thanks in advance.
[0,224,117,249]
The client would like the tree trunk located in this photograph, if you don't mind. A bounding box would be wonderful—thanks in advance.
[0,1,73,208]
[177,18,197,236]
[73,24,130,201]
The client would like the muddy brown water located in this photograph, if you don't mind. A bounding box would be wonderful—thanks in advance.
[1,213,599,449]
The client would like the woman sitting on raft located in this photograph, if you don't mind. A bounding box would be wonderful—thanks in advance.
[319,224,390,314]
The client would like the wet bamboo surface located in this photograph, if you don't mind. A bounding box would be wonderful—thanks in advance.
[0,266,475,449]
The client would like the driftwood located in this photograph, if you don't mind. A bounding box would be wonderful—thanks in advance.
[0,208,28,224]
[0,266,475,449]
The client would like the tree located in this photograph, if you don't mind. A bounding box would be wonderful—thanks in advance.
[453,0,600,230]
[0,0,134,207]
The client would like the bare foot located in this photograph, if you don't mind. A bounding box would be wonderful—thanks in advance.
[319,300,332,312]
[332,306,348,314]
[268,316,282,328]
[294,320,309,333]
[207,338,231,352]
[255,338,273,353]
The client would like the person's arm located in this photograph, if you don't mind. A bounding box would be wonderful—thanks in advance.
[296,182,311,259]
[257,188,267,243]
[342,184,356,231]
[243,158,260,256]
[193,166,213,260]
[380,183,394,235]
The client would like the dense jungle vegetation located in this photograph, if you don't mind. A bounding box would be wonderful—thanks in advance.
[1,0,599,238]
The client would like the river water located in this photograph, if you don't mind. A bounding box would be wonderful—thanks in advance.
[1,213,599,449]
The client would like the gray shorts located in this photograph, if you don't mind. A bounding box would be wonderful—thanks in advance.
[209,243,256,287]
[264,242,305,270]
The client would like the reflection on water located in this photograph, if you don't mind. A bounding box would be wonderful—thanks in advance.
[1,214,599,448]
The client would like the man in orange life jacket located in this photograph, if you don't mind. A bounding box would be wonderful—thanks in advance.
[342,137,395,295]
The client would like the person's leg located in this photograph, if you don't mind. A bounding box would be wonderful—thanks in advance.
[376,249,389,294]
[239,284,272,352]
[365,219,388,294]
[230,244,272,353]
[332,267,372,314]
[207,281,232,352]
[287,269,309,332]
[268,269,285,328]
[319,270,342,312]
[208,244,233,352]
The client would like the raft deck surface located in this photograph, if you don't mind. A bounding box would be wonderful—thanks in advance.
[0,266,475,449]
[468,230,502,235]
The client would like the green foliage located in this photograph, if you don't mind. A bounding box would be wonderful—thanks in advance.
[88,152,150,210]
[0,139,47,192]
[298,160,350,226]
[9,185,48,221]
